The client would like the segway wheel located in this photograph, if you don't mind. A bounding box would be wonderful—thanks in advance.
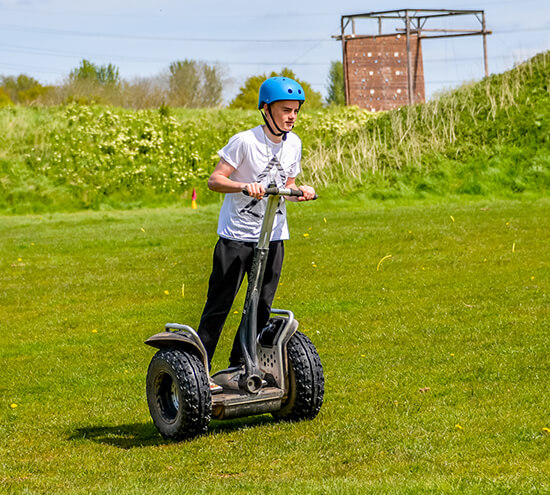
[146,348,211,440]
[273,331,324,422]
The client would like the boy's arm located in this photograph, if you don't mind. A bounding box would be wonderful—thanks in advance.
[208,158,265,199]
[285,177,316,202]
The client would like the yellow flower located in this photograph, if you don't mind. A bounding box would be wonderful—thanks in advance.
[92,329,98,333]
[543,427,550,434]
[450,215,455,222]
[164,290,170,295]
[455,423,463,430]
[303,233,310,237]
[10,403,17,409]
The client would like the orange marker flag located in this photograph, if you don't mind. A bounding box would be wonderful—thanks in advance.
[191,188,197,209]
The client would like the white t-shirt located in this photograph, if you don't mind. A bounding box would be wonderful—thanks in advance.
[216,125,302,242]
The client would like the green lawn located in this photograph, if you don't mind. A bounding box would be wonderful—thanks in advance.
[1,198,549,494]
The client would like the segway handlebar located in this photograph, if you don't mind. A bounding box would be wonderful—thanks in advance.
[243,186,317,200]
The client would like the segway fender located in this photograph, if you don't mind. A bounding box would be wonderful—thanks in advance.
[145,332,208,372]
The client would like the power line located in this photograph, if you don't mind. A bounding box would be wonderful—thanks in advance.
[0,43,524,67]
[0,23,333,43]
[2,22,546,44]
[0,62,65,75]
[1,6,338,20]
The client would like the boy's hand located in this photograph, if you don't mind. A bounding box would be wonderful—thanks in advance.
[245,182,266,200]
[298,185,316,201]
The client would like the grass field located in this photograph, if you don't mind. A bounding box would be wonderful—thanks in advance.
[1,197,549,494]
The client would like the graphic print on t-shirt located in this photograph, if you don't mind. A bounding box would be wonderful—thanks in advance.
[239,155,286,220]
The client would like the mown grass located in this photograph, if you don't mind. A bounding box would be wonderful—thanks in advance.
[1,198,549,494]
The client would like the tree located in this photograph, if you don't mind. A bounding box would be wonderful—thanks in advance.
[1,74,41,103]
[64,60,121,105]
[69,59,120,86]
[168,60,223,108]
[229,68,323,110]
[228,74,265,110]
[200,64,223,108]
[326,60,346,105]
[169,60,201,107]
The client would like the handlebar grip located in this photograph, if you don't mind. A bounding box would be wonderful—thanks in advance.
[242,187,278,196]
[289,188,318,200]
[242,187,317,200]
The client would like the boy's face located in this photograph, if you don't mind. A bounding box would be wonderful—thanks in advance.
[264,100,300,132]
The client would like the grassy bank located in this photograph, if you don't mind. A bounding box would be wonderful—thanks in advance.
[0,52,549,213]
[1,198,549,493]
[302,52,550,198]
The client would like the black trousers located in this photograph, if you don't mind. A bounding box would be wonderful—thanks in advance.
[197,237,284,368]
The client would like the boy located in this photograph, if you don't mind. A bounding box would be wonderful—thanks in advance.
[197,76,316,377]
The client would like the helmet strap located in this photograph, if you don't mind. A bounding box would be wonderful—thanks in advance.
[260,105,290,141]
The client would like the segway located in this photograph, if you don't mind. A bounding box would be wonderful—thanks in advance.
[145,186,324,440]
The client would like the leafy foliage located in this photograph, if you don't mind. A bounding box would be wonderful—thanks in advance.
[326,60,345,105]
[0,74,53,104]
[230,67,323,110]
[228,74,265,110]
[0,87,13,106]
[69,59,120,86]
[0,105,260,211]
[168,60,223,108]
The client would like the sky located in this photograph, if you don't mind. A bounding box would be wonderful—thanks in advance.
[1,0,549,103]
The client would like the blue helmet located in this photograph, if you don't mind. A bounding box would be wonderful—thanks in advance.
[258,77,305,109]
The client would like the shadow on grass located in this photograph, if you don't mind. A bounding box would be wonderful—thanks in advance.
[69,416,276,449]
[69,423,166,449]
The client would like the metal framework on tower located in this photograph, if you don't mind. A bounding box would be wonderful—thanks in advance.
[333,9,492,110]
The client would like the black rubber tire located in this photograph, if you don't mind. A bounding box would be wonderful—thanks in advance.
[273,331,324,422]
[146,348,211,440]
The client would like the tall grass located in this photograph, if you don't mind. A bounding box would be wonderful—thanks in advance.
[301,51,550,196]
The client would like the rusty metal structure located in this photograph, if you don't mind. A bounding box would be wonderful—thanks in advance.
[335,9,492,111]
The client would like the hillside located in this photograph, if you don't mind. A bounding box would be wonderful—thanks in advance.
[0,51,548,213]
[301,51,550,198]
